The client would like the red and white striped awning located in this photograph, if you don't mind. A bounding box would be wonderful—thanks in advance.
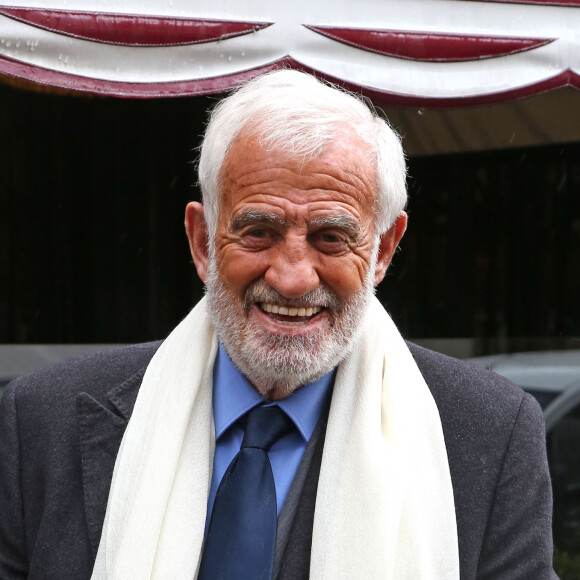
[0,0,578,104]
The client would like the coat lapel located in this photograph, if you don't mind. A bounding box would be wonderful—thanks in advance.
[76,367,145,556]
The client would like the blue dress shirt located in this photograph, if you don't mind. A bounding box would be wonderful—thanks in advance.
[206,344,335,532]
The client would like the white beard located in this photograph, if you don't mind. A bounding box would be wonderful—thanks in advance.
[205,258,376,399]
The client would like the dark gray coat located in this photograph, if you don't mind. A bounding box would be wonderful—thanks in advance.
[0,341,557,579]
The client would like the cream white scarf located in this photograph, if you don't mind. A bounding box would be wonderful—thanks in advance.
[92,296,459,579]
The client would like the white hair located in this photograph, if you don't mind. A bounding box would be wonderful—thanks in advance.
[197,69,407,239]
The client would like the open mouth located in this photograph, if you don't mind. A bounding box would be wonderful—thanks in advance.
[259,302,323,323]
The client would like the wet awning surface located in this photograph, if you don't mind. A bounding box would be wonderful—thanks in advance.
[0,0,578,104]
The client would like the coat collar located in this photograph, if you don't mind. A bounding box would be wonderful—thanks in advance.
[76,364,147,557]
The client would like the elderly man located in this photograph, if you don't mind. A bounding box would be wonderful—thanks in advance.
[0,71,555,579]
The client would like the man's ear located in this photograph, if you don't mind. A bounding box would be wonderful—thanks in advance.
[185,202,209,283]
[374,211,407,285]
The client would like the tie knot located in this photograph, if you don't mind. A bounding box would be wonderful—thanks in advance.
[241,405,293,451]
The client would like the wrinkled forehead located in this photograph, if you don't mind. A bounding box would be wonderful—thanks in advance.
[218,123,379,205]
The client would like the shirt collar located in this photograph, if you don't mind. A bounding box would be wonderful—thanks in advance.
[212,343,335,442]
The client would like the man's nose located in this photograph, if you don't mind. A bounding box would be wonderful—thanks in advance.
[264,242,320,299]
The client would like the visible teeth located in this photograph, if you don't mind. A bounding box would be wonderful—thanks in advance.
[260,303,322,317]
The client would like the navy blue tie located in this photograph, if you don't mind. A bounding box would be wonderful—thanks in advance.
[198,405,293,580]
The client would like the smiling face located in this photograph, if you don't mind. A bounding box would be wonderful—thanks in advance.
[186,128,406,399]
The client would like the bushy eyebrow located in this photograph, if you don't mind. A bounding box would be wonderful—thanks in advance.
[230,208,361,238]
[230,209,285,231]
[309,214,360,237]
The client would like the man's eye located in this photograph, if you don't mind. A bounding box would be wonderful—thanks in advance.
[247,228,269,239]
[320,232,341,243]
[240,228,275,248]
[312,231,349,253]
[317,230,347,244]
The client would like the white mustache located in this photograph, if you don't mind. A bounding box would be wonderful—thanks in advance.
[243,279,340,312]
